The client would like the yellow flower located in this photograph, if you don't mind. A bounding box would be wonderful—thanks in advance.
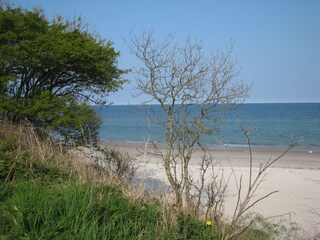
[206,220,212,226]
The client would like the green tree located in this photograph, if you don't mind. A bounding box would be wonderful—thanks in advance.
[0,5,127,144]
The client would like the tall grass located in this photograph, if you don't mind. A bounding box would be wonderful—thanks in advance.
[0,121,219,239]
[0,120,70,182]
[0,181,221,239]
[1,120,305,239]
[0,182,160,239]
[0,119,116,183]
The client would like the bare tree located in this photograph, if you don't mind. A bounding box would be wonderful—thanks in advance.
[128,30,250,214]
[221,128,296,239]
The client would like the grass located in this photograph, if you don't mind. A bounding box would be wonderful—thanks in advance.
[0,120,307,239]
[0,181,222,239]
[0,181,162,239]
[0,121,219,239]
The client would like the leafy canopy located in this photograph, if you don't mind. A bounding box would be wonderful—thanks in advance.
[0,5,127,143]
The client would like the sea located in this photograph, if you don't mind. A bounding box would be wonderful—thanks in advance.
[94,103,320,152]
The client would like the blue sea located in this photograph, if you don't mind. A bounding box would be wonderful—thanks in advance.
[94,103,320,152]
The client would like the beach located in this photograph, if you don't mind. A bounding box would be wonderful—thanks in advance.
[105,141,320,232]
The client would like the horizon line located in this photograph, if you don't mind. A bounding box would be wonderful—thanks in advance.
[92,101,320,107]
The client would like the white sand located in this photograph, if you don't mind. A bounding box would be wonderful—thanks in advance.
[105,141,320,232]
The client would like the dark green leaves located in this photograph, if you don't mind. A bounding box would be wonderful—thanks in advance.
[0,6,127,143]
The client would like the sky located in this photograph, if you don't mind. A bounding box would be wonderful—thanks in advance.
[10,0,320,104]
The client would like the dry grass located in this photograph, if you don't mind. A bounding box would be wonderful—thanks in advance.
[0,119,143,198]
[0,119,63,164]
[0,120,91,180]
[4,120,318,239]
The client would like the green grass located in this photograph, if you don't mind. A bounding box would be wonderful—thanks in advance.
[1,122,297,240]
[0,182,156,239]
[0,123,218,239]
[0,181,219,240]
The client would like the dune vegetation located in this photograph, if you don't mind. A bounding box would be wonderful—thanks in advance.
[0,120,307,240]
[0,120,222,240]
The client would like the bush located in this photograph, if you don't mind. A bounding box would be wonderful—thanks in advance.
[75,146,138,182]
[238,213,300,240]
[98,146,137,181]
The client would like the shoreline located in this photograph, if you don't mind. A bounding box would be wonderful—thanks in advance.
[102,140,320,170]
[102,138,320,152]
[102,140,320,232]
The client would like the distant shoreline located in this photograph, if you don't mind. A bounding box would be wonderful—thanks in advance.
[102,138,320,153]
[102,139,320,170]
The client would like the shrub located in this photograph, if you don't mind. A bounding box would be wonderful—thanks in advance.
[98,146,137,181]
[75,146,138,182]
[238,213,300,240]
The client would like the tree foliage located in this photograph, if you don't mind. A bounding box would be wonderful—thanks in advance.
[0,5,127,143]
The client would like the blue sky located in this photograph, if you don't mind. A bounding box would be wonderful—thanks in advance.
[11,0,320,104]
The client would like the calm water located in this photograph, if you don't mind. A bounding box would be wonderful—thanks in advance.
[94,103,320,151]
